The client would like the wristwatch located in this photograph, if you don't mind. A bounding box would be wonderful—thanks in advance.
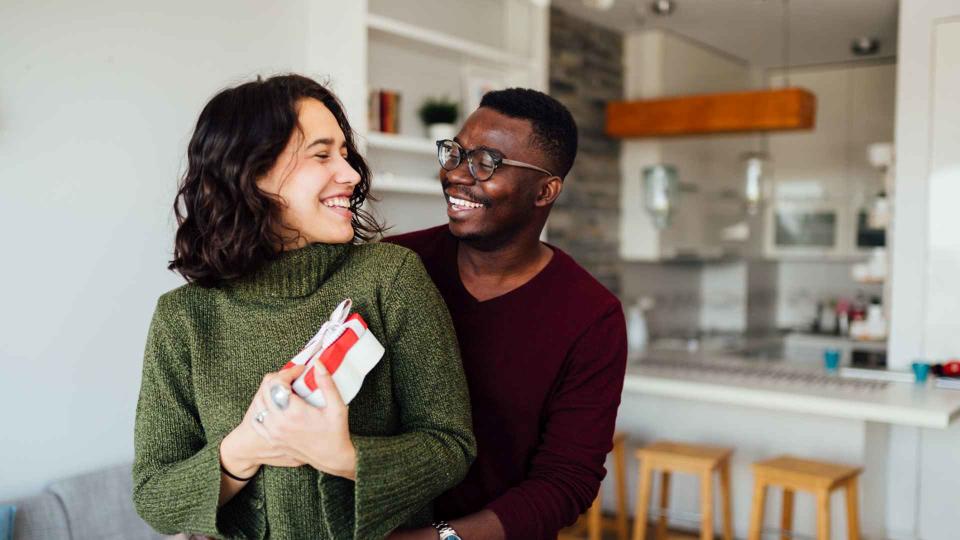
[432,521,462,540]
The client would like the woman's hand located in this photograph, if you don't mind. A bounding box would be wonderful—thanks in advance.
[220,365,310,479]
[251,362,357,479]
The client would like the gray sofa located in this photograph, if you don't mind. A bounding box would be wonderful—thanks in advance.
[1,463,163,540]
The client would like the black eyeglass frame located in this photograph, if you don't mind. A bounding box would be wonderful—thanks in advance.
[436,139,554,181]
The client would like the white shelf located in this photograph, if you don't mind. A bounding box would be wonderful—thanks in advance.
[371,174,444,197]
[366,13,529,69]
[366,132,436,156]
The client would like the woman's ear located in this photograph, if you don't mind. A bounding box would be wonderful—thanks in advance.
[535,176,564,207]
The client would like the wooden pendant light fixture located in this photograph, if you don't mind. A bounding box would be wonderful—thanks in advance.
[607,0,816,139]
[605,87,816,138]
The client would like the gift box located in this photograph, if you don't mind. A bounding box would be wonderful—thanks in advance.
[286,299,385,407]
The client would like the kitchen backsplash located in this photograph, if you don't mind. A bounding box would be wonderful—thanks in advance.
[621,258,871,337]
[620,261,701,336]
[776,260,882,329]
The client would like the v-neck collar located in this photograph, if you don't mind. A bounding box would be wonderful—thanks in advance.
[445,230,560,307]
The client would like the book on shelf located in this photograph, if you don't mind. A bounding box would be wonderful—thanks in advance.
[368,89,401,134]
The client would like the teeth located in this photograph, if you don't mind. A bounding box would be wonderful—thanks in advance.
[448,196,484,209]
[323,197,350,209]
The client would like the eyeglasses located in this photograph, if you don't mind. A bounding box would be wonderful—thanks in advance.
[436,139,554,181]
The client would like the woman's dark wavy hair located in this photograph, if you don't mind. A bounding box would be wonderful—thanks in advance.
[169,74,384,287]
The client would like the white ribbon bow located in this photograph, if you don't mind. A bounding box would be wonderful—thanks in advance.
[302,299,355,358]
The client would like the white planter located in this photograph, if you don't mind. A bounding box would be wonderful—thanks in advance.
[427,123,456,142]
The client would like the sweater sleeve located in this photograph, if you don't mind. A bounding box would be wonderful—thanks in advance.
[318,250,477,539]
[132,296,260,540]
[485,302,628,540]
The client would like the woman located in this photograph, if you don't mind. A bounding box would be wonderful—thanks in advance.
[133,74,475,539]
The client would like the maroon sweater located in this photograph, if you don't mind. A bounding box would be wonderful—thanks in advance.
[386,226,627,540]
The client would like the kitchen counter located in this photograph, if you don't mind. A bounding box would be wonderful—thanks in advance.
[625,352,960,428]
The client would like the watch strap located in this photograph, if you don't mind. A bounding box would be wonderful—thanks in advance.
[432,521,460,540]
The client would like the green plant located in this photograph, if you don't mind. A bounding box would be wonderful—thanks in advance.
[418,97,459,125]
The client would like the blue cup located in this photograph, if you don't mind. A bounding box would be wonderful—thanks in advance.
[824,348,841,372]
[912,362,930,383]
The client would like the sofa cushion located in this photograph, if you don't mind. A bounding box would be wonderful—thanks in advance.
[48,463,162,540]
[7,492,70,540]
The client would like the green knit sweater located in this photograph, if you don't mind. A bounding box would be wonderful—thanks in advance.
[132,242,476,540]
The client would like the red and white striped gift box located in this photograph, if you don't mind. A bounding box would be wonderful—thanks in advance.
[285,299,385,407]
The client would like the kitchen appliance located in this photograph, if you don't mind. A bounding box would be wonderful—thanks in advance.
[765,199,844,257]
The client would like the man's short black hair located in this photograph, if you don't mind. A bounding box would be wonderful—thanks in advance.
[479,88,578,179]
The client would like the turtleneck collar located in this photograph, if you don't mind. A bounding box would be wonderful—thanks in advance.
[227,242,351,299]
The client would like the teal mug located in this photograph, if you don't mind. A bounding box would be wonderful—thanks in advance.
[912,361,930,383]
[824,348,841,372]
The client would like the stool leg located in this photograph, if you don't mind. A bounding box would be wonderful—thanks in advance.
[588,492,602,540]
[845,477,861,540]
[656,471,671,540]
[633,461,653,540]
[719,461,733,540]
[816,490,831,540]
[780,489,794,540]
[614,441,629,540]
[747,478,766,540]
[700,469,714,540]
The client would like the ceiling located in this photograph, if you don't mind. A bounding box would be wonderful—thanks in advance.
[550,0,899,68]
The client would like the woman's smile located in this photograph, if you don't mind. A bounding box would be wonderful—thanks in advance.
[321,195,353,220]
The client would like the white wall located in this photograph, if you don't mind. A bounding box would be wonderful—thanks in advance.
[0,0,364,499]
[889,0,960,371]
[886,2,960,539]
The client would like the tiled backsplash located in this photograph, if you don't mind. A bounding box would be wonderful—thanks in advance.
[776,260,882,329]
[620,261,701,336]
[700,261,748,332]
[621,258,873,337]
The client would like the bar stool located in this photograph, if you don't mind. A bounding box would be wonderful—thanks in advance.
[633,441,733,540]
[561,432,630,540]
[747,455,862,540]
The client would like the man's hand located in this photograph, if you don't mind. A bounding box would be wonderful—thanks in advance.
[387,510,505,540]
[387,528,437,540]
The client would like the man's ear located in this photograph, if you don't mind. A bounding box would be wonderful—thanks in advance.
[535,176,563,207]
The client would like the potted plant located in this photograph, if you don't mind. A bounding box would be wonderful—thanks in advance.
[418,97,459,141]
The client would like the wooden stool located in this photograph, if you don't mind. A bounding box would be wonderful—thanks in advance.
[633,441,733,540]
[561,432,630,540]
[747,455,862,540]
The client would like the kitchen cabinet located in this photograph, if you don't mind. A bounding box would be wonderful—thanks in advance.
[764,63,895,260]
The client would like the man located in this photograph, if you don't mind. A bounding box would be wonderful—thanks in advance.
[386,88,627,540]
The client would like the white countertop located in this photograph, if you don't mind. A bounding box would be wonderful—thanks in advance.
[624,353,960,428]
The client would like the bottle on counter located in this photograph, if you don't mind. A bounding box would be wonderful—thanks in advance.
[819,300,837,335]
[626,296,653,355]
[836,298,851,336]
[865,296,887,340]
[812,301,823,333]
[852,291,868,322]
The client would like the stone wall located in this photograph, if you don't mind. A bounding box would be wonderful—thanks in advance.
[547,6,623,294]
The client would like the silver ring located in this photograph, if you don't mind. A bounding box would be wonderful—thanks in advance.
[270,384,291,411]
[254,409,268,424]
